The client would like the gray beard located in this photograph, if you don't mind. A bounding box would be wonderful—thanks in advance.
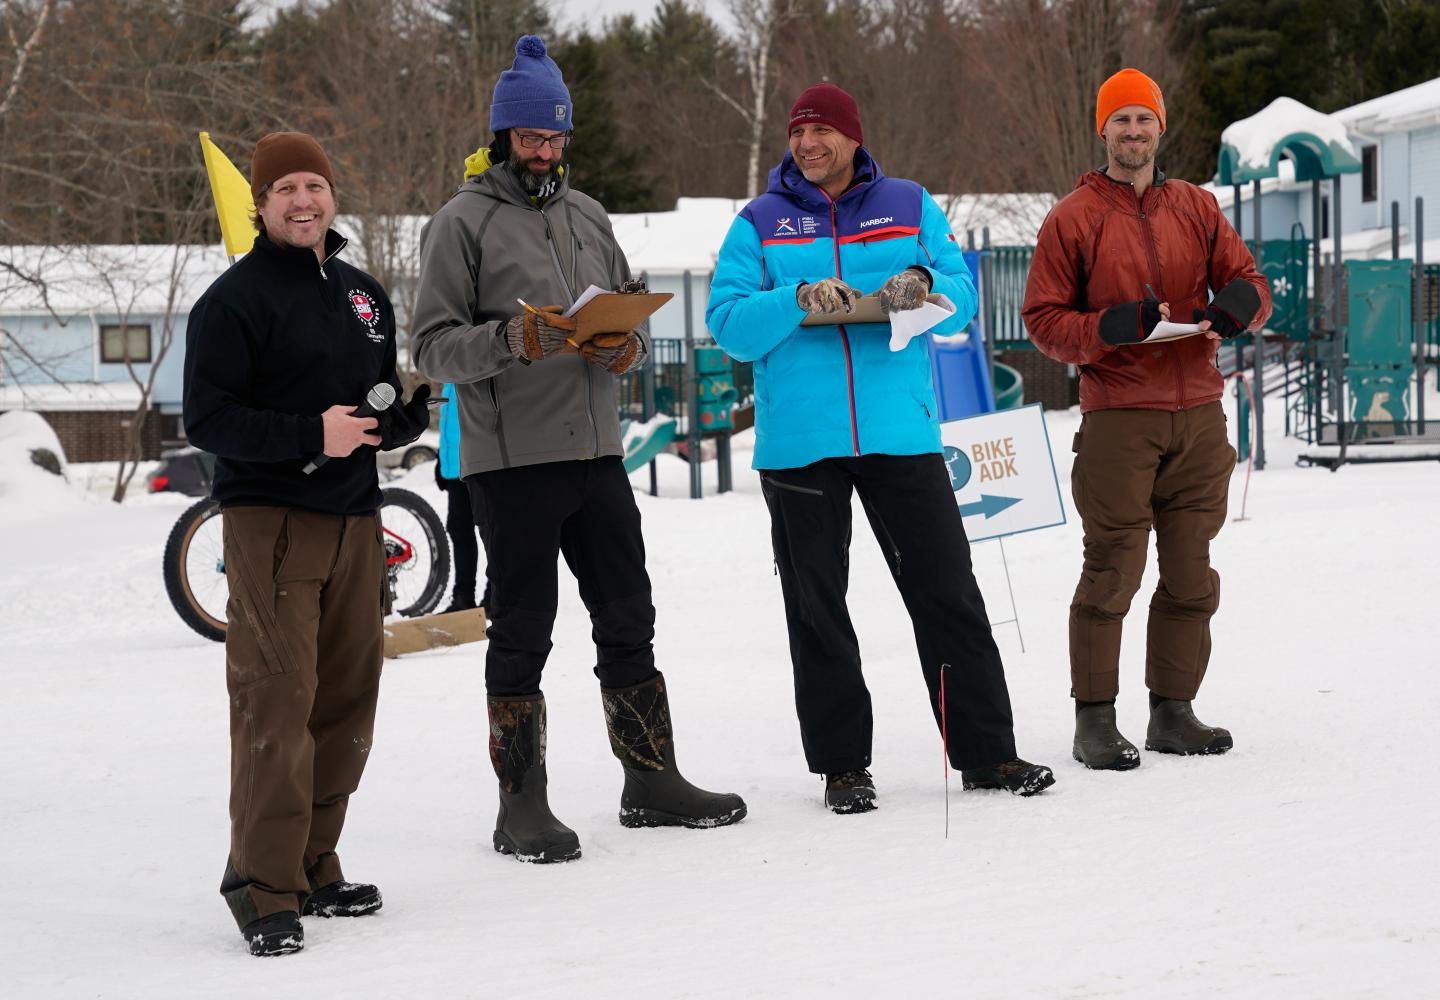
[509,156,560,200]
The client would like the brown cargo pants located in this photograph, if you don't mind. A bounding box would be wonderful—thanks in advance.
[218,505,385,929]
[1068,403,1235,702]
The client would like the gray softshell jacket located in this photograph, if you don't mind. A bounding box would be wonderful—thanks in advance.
[411,159,647,476]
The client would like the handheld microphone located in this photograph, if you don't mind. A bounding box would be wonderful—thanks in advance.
[302,382,397,475]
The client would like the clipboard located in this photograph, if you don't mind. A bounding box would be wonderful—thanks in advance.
[799,293,948,326]
[569,291,673,344]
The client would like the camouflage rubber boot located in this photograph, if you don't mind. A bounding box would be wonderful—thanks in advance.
[1145,698,1234,755]
[601,674,747,829]
[1073,702,1142,771]
[488,695,581,863]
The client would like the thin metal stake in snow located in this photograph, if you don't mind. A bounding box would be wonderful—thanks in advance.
[940,663,950,839]
[1231,372,1256,522]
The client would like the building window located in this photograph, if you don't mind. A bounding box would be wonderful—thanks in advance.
[1362,145,1378,203]
[100,323,152,364]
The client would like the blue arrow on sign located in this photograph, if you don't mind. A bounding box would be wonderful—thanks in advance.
[959,494,1022,519]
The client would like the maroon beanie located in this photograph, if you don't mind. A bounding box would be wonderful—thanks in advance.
[250,132,334,200]
[788,84,863,145]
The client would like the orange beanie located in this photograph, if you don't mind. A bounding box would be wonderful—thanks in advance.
[1095,68,1165,136]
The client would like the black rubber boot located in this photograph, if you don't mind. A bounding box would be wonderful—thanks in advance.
[1073,701,1142,771]
[823,769,877,814]
[1146,698,1233,755]
[960,758,1056,796]
[302,880,382,917]
[488,695,581,863]
[601,674,747,829]
[242,912,303,957]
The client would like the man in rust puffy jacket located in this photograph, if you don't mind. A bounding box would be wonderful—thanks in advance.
[1022,68,1271,771]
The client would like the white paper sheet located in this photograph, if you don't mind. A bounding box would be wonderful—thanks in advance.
[562,284,609,318]
[1148,320,1204,343]
[888,294,957,351]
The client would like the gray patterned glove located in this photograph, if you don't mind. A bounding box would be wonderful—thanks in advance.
[796,277,862,316]
[878,268,932,314]
[504,306,578,362]
[580,331,643,374]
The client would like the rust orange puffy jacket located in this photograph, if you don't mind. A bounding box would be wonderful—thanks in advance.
[1022,169,1271,413]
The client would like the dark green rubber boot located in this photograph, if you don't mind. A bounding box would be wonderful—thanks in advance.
[601,674,747,829]
[1073,701,1142,770]
[488,694,581,863]
[1146,698,1233,755]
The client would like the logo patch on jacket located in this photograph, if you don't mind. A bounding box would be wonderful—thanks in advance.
[775,218,798,236]
[349,290,383,342]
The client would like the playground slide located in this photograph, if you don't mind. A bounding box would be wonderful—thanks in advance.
[622,415,678,473]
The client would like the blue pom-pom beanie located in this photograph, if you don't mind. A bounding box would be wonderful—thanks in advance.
[490,35,572,133]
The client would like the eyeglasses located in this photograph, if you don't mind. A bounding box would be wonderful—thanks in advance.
[515,131,573,151]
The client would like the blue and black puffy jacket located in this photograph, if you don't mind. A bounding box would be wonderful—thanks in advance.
[706,148,977,470]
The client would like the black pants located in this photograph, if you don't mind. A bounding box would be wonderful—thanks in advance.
[439,475,482,602]
[467,457,658,696]
[762,453,1017,772]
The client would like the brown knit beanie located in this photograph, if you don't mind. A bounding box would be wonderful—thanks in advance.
[250,132,334,199]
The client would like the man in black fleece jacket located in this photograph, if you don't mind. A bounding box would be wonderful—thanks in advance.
[183,132,426,957]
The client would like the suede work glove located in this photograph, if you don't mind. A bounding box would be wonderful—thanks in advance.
[1099,298,1164,345]
[504,306,578,363]
[796,277,862,316]
[878,267,932,314]
[1194,279,1263,340]
[378,384,431,450]
[580,331,643,374]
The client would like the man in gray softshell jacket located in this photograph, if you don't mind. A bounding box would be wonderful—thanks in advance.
[411,35,745,864]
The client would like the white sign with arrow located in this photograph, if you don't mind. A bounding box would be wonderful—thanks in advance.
[939,402,1067,543]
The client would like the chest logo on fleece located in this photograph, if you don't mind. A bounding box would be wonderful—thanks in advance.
[349,290,384,342]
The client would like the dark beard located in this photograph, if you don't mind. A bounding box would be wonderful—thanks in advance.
[508,152,561,200]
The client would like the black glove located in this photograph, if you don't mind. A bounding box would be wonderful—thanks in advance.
[378,383,431,451]
[1099,298,1164,345]
[1194,279,1262,339]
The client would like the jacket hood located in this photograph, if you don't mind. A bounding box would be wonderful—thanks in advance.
[766,145,883,209]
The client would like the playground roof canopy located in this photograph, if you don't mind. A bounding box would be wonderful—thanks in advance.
[1216,96,1362,185]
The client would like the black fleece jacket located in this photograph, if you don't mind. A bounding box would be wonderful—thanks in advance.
[183,229,399,514]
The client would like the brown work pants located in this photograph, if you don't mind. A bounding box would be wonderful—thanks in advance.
[218,505,385,928]
[1068,403,1234,702]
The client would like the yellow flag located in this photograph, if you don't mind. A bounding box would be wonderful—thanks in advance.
[198,131,256,257]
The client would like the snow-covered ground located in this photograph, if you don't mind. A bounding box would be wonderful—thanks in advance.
[3,397,1438,997]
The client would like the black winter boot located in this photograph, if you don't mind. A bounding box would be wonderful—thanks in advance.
[241,911,303,957]
[1073,701,1142,770]
[601,674,747,829]
[961,758,1056,796]
[1146,697,1233,755]
[441,590,476,614]
[823,769,877,814]
[488,695,581,863]
[302,880,382,917]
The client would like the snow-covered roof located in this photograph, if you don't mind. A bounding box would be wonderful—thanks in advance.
[1336,75,1440,134]
[1217,96,1361,185]
[0,381,144,411]
[611,197,747,274]
[0,244,231,315]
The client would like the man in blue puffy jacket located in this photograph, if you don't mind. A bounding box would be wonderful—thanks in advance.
[707,84,1053,812]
